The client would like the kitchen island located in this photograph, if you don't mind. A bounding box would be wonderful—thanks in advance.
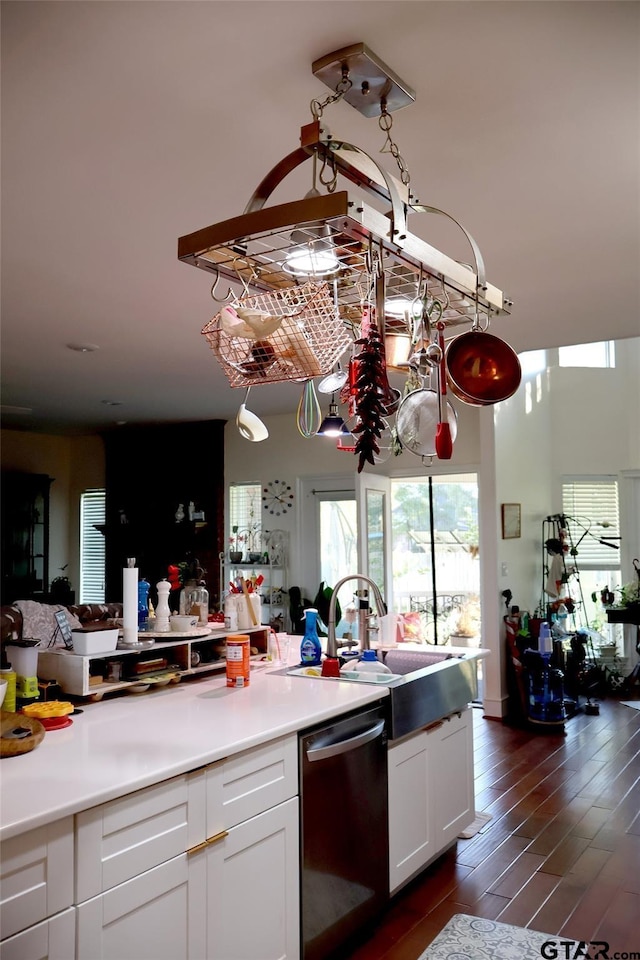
[0,657,390,960]
[0,648,482,959]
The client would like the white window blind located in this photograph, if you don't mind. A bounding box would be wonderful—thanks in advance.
[561,477,620,567]
[80,489,105,602]
[229,483,262,552]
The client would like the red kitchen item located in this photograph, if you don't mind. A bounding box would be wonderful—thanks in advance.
[40,715,73,731]
[435,325,453,460]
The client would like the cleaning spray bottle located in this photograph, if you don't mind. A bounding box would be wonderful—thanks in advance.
[300,608,322,666]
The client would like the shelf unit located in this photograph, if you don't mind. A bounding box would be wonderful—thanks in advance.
[37,626,269,700]
[226,560,288,630]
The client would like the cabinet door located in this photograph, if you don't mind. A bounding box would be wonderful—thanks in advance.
[0,908,75,960]
[206,798,299,960]
[0,818,74,940]
[387,731,435,894]
[76,854,206,960]
[429,708,475,848]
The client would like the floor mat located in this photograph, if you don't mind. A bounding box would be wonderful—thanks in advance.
[457,811,492,838]
[417,913,579,960]
[620,700,640,711]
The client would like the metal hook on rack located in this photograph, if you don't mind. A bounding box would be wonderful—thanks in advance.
[210,265,235,304]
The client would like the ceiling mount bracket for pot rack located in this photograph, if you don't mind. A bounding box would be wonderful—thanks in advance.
[311,42,416,119]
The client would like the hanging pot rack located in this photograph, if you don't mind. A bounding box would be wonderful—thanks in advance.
[178,42,514,437]
[179,121,511,330]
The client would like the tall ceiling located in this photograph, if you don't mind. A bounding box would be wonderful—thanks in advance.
[1,1,638,436]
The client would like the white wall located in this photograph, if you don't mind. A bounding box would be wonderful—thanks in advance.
[492,338,640,714]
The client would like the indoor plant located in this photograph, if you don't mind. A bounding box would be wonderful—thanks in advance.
[229,526,245,563]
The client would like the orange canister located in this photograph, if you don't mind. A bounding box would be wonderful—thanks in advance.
[226,634,250,688]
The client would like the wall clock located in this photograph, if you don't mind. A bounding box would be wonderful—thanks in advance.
[262,480,294,516]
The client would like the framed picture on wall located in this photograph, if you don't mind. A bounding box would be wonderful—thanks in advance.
[501,503,521,539]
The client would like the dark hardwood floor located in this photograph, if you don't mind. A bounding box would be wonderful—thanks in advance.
[350,695,640,959]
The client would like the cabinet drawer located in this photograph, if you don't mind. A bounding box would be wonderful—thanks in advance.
[76,771,206,901]
[207,735,297,832]
[0,907,76,960]
[0,818,73,940]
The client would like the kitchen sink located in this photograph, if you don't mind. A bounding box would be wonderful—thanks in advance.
[272,647,483,741]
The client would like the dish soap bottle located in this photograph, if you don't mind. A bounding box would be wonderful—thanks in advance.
[353,649,392,674]
[300,608,322,666]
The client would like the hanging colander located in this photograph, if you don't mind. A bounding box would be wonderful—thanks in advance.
[395,386,458,459]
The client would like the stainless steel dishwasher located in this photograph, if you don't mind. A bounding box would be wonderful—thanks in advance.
[299,702,388,960]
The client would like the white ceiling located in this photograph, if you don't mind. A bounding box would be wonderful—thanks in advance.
[1,1,638,436]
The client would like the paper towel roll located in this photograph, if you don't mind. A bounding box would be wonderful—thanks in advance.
[122,563,139,645]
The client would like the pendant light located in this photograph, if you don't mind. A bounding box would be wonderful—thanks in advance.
[317,395,349,437]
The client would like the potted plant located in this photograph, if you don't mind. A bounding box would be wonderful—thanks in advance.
[245,491,263,562]
[229,526,245,563]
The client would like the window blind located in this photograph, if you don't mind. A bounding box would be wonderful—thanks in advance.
[80,489,105,602]
[561,477,620,567]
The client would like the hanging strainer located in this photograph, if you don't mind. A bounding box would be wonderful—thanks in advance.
[395,386,458,459]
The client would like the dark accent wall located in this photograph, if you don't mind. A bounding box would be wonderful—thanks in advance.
[103,421,225,608]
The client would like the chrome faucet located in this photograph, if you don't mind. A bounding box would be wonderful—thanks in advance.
[326,574,386,658]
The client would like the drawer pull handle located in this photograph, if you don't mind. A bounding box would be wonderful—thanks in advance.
[187,841,209,856]
[206,830,229,846]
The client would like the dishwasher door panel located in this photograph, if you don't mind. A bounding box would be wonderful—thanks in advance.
[299,703,388,960]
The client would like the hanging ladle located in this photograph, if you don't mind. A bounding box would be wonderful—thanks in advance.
[236,386,269,442]
[317,363,348,395]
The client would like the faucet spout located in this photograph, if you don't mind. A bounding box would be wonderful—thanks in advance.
[326,575,386,658]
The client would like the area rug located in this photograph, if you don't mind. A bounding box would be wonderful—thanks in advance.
[417,913,580,959]
[458,811,492,839]
[621,701,640,711]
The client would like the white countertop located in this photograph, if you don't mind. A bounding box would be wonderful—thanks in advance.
[0,659,388,841]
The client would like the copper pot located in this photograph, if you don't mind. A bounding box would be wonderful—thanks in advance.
[446,330,521,404]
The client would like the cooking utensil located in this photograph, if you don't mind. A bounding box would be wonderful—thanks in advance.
[240,577,259,626]
[435,326,453,460]
[446,329,521,404]
[317,364,348,394]
[236,387,269,442]
[296,378,322,437]
[395,382,458,459]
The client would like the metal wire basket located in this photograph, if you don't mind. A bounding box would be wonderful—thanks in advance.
[202,281,352,388]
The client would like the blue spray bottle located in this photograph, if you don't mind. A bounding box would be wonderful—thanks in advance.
[300,608,322,666]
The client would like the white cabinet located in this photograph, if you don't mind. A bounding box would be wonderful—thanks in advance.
[0,817,74,944]
[75,735,299,960]
[0,909,76,960]
[431,709,474,849]
[387,726,436,893]
[205,798,299,960]
[388,708,474,895]
[76,857,204,960]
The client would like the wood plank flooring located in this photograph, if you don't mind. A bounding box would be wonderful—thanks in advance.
[349,696,640,960]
